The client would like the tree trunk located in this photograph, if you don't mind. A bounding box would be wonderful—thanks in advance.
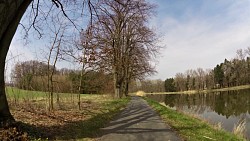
[78,63,85,110]
[0,1,32,123]
[113,72,121,98]
[118,83,123,98]
[0,64,13,123]
[115,87,120,98]
[49,76,54,111]
[124,81,129,97]
[114,80,119,98]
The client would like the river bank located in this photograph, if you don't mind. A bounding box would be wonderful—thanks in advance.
[145,85,250,95]
[145,97,247,141]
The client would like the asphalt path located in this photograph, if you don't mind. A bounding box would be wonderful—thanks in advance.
[100,96,182,141]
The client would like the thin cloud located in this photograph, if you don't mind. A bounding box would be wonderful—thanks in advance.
[151,0,250,79]
[6,0,250,81]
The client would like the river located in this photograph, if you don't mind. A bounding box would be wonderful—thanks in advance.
[147,89,250,139]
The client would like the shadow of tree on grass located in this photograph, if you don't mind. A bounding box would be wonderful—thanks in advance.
[17,108,119,140]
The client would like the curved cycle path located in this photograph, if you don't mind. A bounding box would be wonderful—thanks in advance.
[100,96,182,141]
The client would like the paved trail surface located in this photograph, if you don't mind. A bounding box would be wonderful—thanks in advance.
[100,96,182,141]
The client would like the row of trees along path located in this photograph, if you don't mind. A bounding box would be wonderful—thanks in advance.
[0,0,158,125]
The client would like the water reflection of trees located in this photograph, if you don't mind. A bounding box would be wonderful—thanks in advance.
[147,94,166,103]
[162,89,250,118]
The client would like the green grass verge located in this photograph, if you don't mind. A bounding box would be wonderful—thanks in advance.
[6,87,47,99]
[145,97,246,141]
[5,87,86,98]
[5,87,103,103]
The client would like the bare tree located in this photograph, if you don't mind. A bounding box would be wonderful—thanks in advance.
[174,73,186,91]
[89,0,157,98]
[122,17,158,96]
[245,47,250,84]
[245,47,250,58]
[77,26,98,110]
[46,17,66,111]
[196,68,205,90]
[58,23,100,109]
[205,69,215,89]
[0,0,95,123]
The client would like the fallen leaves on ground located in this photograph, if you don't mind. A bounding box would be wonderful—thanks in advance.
[1,96,113,140]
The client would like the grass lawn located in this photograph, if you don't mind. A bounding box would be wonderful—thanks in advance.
[3,87,130,140]
[145,97,247,141]
[6,87,89,100]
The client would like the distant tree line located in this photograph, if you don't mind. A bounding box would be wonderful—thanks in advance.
[126,79,165,93]
[11,60,113,94]
[165,47,250,92]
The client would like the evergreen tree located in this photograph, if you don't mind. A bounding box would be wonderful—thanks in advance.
[164,78,176,92]
[213,64,224,88]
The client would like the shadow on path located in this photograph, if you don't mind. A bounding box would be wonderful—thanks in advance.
[100,96,182,141]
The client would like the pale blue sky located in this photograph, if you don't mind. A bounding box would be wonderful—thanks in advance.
[6,0,250,81]
[149,0,250,79]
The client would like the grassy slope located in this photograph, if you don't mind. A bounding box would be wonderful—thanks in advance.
[6,87,81,99]
[4,87,130,140]
[145,98,246,141]
[146,85,250,95]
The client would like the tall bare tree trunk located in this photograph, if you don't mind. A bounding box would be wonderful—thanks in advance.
[47,28,63,111]
[113,72,120,98]
[114,76,118,98]
[0,0,32,123]
[124,78,129,97]
[48,74,54,111]
[78,63,85,110]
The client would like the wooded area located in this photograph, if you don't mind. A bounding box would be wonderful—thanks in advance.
[165,48,250,92]
[11,60,113,94]
[0,0,158,123]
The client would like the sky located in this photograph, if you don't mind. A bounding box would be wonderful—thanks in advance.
[149,0,250,80]
[6,0,250,81]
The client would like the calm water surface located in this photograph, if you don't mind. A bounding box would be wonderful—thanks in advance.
[147,89,250,139]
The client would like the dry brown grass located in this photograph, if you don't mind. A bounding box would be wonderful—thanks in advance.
[136,91,146,97]
[7,97,104,139]
[3,93,128,140]
[233,119,246,138]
